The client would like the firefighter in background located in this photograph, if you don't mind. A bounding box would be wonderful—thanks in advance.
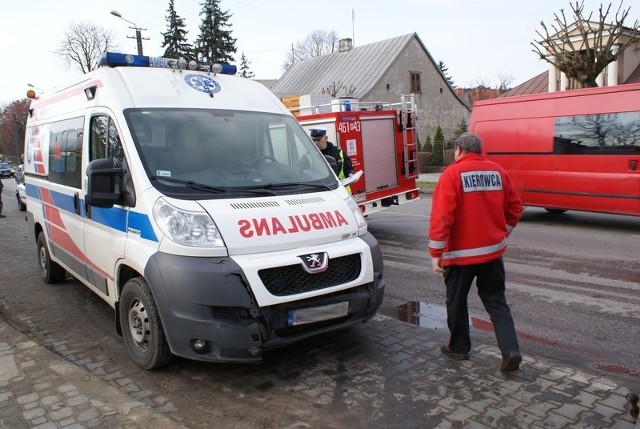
[310,129,354,193]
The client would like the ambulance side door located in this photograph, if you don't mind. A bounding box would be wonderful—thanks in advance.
[82,114,128,301]
[43,118,89,283]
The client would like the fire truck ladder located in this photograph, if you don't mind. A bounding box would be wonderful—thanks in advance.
[400,94,419,180]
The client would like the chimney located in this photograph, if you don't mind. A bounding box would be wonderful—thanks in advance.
[339,38,353,53]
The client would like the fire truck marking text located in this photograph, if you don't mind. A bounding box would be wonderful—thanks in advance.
[338,120,361,133]
[238,211,350,238]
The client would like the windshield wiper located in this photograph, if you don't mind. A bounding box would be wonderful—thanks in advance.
[267,182,333,191]
[149,176,226,194]
[236,182,333,193]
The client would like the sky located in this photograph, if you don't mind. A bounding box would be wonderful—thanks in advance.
[1,0,638,106]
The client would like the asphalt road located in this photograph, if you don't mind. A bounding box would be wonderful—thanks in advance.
[366,196,640,385]
[0,177,638,428]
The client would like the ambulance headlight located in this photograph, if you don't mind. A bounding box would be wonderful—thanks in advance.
[346,196,367,233]
[153,198,224,247]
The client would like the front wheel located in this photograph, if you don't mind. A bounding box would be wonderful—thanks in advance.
[119,277,172,370]
[37,232,66,283]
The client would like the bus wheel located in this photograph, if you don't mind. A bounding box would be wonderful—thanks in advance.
[120,277,172,370]
[544,208,567,214]
[37,232,66,283]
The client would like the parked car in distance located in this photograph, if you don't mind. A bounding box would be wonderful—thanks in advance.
[0,162,13,178]
[15,164,26,211]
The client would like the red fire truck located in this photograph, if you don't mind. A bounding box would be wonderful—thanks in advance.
[294,95,421,216]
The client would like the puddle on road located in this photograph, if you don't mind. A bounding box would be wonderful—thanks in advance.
[382,301,449,330]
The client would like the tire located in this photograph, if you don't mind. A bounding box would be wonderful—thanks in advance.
[544,208,567,214]
[119,277,172,370]
[16,191,26,211]
[37,232,66,283]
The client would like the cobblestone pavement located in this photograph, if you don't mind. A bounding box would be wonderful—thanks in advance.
[0,178,638,428]
[0,320,186,429]
[1,311,639,429]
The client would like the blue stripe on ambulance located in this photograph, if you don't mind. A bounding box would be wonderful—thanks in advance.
[27,184,158,242]
[127,211,158,241]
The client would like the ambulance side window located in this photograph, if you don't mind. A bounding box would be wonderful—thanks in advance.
[90,115,125,167]
[48,117,84,188]
[268,123,290,163]
[267,121,306,167]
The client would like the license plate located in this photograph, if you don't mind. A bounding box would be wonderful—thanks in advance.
[287,301,349,326]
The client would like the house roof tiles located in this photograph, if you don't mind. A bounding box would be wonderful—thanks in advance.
[271,33,418,99]
[500,71,548,97]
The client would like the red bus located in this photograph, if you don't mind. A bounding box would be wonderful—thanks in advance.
[469,83,640,216]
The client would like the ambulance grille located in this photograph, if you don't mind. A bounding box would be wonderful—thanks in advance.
[258,255,361,296]
[285,196,325,205]
[230,201,280,209]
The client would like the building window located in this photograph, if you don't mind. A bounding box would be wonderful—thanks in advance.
[410,72,421,94]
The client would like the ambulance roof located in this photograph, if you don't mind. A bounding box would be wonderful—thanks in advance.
[28,52,289,118]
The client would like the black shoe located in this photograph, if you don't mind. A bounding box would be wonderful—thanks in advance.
[500,352,522,372]
[0,213,5,218]
[440,344,469,360]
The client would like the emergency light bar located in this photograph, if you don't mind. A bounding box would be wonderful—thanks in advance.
[97,52,237,75]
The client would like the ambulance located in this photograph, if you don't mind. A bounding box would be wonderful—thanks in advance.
[23,52,385,369]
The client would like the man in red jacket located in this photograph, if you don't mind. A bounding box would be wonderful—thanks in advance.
[429,132,523,372]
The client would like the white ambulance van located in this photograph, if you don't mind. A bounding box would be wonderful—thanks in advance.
[24,52,384,369]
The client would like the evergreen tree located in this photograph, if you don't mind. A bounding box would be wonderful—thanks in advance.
[422,135,431,152]
[431,125,444,166]
[238,52,254,78]
[194,0,237,64]
[437,60,454,87]
[161,0,193,60]
[453,117,468,139]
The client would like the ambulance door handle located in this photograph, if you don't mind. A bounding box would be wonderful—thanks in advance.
[73,192,81,216]
[630,160,638,171]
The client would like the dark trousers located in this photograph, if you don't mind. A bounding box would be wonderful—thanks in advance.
[444,257,519,356]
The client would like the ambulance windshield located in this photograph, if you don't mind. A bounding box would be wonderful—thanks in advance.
[125,109,338,198]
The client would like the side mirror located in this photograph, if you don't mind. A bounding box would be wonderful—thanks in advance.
[324,155,340,176]
[86,158,124,208]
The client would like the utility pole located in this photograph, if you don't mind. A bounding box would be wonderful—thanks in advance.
[111,10,148,55]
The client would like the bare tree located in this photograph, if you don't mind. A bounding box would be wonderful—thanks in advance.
[532,1,640,88]
[55,22,118,74]
[472,75,493,89]
[497,72,515,93]
[321,81,356,98]
[283,30,339,71]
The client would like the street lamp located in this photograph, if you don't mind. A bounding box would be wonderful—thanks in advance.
[111,10,147,55]
[27,83,43,93]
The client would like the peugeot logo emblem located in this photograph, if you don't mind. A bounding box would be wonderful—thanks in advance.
[299,252,329,274]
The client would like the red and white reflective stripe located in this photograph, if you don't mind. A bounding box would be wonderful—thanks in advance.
[429,239,446,250]
[442,238,507,261]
